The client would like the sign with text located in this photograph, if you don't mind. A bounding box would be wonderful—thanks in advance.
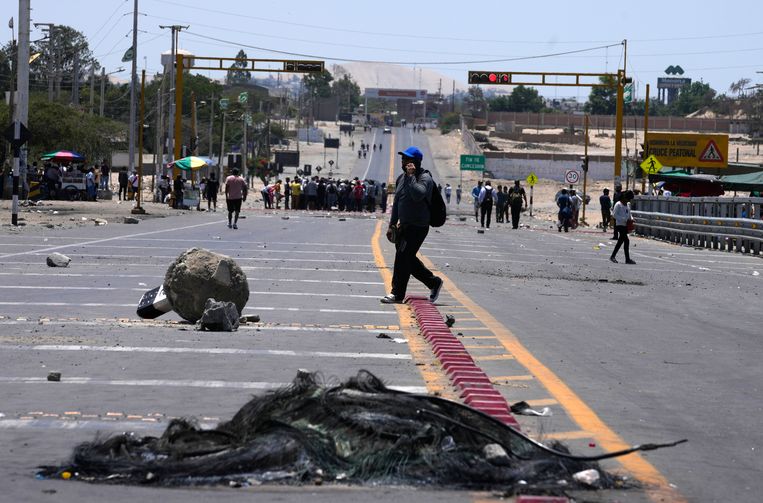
[460,154,485,171]
[646,133,728,168]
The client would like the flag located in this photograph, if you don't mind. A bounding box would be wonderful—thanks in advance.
[121,47,134,63]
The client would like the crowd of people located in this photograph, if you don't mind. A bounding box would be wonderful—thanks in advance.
[470,180,529,229]
[253,176,391,213]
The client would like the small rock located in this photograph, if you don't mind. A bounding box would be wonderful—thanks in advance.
[477,229,485,234]
[197,298,240,331]
[338,218,346,221]
[376,333,391,339]
[47,371,61,382]
[123,217,140,224]
[483,443,510,466]
[445,315,455,327]
[281,216,289,220]
[459,216,467,221]
[46,253,71,268]
[573,468,600,487]
[242,314,260,323]
[93,218,108,226]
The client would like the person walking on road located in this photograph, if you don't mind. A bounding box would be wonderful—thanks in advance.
[205,172,219,212]
[456,185,462,205]
[508,180,528,229]
[471,181,483,222]
[173,174,184,209]
[557,188,572,232]
[600,188,612,233]
[118,167,128,201]
[478,180,495,229]
[444,183,452,204]
[611,184,623,240]
[610,190,636,264]
[381,146,443,305]
[225,167,247,229]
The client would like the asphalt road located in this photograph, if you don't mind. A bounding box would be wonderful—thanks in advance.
[1,127,761,502]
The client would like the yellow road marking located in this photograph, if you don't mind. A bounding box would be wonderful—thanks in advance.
[543,430,594,441]
[416,254,684,502]
[473,354,516,361]
[463,345,504,350]
[491,375,534,381]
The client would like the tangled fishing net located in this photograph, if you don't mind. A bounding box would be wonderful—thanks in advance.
[39,370,685,494]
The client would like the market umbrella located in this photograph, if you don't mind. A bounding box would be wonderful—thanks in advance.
[40,150,85,163]
[172,156,209,171]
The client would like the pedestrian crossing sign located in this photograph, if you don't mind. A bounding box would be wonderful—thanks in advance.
[526,172,538,186]
[640,155,663,175]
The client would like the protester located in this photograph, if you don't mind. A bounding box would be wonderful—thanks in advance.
[173,174,184,209]
[118,167,129,201]
[471,180,483,222]
[380,182,389,213]
[205,173,219,211]
[478,180,495,229]
[99,161,110,190]
[225,167,247,229]
[290,177,302,210]
[456,185,462,205]
[283,177,291,210]
[611,184,623,240]
[85,168,97,201]
[508,180,528,229]
[610,190,636,264]
[557,189,572,232]
[600,188,612,233]
[444,183,452,204]
[569,189,581,229]
[382,146,442,305]
[495,184,505,223]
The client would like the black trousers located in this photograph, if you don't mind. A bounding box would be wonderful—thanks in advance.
[510,200,523,229]
[480,201,493,228]
[611,225,630,260]
[601,209,611,231]
[391,224,438,301]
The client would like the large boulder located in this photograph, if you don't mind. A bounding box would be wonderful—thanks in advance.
[163,248,249,322]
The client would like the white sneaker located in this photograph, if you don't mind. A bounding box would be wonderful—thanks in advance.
[380,294,402,304]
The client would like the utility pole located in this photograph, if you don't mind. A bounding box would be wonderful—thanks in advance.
[155,85,162,194]
[71,53,79,105]
[33,23,54,101]
[11,0,30,226]
[159,24,189,166]
[132,69,146,214]
[88,66,95,114]
[219,111,226,183]
[99,68,106,116]
[191,91,197,155]
[127,0,139,176]
[642,83,650,195]
[208,95,214,158]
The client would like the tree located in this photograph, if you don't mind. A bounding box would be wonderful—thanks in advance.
[729,78,751,98]
[331,74,361,112]
[585,76,617,115]
[28,25,97,101]
[226,50,251,85]
[488,85,544,112]
[302,69,333,98]
[464,86,486,116]
[670,81,716,116]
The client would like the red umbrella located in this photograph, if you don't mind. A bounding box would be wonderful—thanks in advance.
[41,150,86,163]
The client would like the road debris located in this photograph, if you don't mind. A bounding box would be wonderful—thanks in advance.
[38,370,686,493]
[163,248,249,323]
[197,299,240,332]
[510,401,552,417]
[46,253,71,268]
[445,315,456,327]
[46,372,61,382]
[239,314,261,324]
[123,217,140,224]
[136,285,172,319]
[572,468,601,487]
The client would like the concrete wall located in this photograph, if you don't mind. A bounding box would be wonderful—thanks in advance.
[485,155,616,182]
[487,112,733,133]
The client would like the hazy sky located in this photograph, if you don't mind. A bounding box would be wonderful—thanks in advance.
[12,0,763,100]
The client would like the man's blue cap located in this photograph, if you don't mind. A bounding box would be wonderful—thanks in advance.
[398,146,423,160]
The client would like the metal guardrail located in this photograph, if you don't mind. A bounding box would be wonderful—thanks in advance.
[632,196,763,255]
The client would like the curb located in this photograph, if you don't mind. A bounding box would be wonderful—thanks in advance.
[405,296,520,429]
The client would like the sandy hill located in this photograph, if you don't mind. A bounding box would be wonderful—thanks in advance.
[331,62,469,96]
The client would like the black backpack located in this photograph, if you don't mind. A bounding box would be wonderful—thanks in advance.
[395,170,447,227]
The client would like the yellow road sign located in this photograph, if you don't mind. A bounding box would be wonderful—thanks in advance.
[646,133,728,168]
[640,155,663,175]
[526,172,538,186]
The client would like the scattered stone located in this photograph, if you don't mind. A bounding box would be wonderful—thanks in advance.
[198,299,240,332]
[93,218,108,226]
[164,248,249,323]
[445,315,455,327]
[123,216,140,224]
[483,443,510,466]
[572,468,600,487]
[459,216,467,221]
[46,252,71,268]
[47,372,61,382]
[240,314,260,323]
[281,216,290,220]
[477,229,485,234]
[376,333,391,339]
[338,218,346,221]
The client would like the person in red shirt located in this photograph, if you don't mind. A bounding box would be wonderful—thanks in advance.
[224,168,247,229]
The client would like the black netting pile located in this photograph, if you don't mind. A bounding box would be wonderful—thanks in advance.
[39,370,683,494]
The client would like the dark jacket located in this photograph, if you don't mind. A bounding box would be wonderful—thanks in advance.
[390,170,433,227]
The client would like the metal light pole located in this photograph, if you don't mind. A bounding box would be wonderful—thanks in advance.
[127,0,138,175]
[132,69,146,214]
[11,0,30,226]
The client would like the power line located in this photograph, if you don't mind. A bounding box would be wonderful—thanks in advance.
[181,31,623,66]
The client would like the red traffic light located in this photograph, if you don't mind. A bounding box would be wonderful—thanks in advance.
[468,71,512,85]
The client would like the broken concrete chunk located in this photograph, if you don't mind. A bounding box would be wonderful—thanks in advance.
[198,298,240,332]
[239,314,260,324]
[46,252,71,268]
[483,443,510,466]
[93,218,108,226]
[573,468,600,487]
[47,372,61,382]
[123,217,140,224]
[164,248,249,323]
[445,315,455,327]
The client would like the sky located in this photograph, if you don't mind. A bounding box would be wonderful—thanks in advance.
[9,0,763,101]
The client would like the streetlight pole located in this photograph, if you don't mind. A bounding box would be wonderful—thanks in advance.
[127,0,138,175]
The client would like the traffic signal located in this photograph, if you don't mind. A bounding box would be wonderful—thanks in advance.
[284,61,324,73]
[468,71,511,85]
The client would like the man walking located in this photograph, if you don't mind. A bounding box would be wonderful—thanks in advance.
[610,190,636,264]
[508,180,528,229]
[471,180,483,222]
[478,180,495,229]
[381,146,443,305]
[118,167,128,201]
[225,167,247,229]
[600,188,612,233]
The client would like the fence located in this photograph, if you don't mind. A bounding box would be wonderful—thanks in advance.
[631,196,763,255]
[460,115,482,156]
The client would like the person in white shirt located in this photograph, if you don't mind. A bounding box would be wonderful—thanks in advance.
[478,181,495,229]
[610,190,636,264]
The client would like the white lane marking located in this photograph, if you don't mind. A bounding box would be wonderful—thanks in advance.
[0,319,402,334]
[22,252,377,264]
[0,272,386,285]
[8,344,411,360]
[0,286,382,298]
[0,243,373,256]
[0,302,396,314]
[362,129,380,180]
[0,220,223,259]
[0,376,426,393]
[1,236,373,249]
[0,419,184,431]
[0,263,381,274]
